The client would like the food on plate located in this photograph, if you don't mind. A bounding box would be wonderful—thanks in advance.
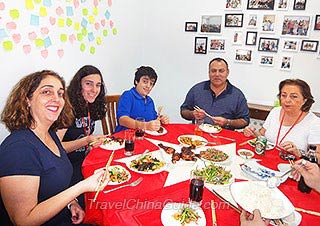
[171,152,181,163]
[103,136,124,145]
[194,163,232,185]
[158,143,176,154]
[179,136,204,147]
[157,127,164,133]
[248,139,274,150]
[172,206,201,226]
[199,148,229,162]
[109,166,130,183]
[238,149,254,159]
[180,146,197,161]
[130,154,165,172]
[199,124,222,133]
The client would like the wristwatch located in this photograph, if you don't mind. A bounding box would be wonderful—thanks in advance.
[226,119,231,127]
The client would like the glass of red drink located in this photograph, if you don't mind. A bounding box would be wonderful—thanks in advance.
[189,170,205,207]
[135,117,145,140]
[124,129,135,156]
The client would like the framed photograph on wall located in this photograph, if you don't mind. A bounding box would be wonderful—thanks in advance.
[282,39,299,52]
[225,0,243,10]
[300,40,319,52]
[185,22,198,32]
[259,55,274,66]
[314,15,320,30]
[281,15,311,37]
[293,0,306,10]
[280,56,293,71]
[247,0,275,10]
[276,0,289,10]
[247,14,258,29]
[225,14,244,27]
[235,49,253,63]
[194,37,208,54]
[261,15,276,33]
[245,31,258,45]
[258,37,279,52]
[232,31,243,45]
[209,38,226,52]
[200,15,222,34]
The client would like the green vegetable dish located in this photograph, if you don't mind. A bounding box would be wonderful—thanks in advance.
[194,163,232,185]
[130,154,165,172]
[173,206,200,226]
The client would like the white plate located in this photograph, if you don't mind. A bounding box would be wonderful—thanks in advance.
[197,146,232,165]
[161,202,206,226]
[278,163,293,179]
[100,138,125,150]
[231,181,294,219]
[145,127,167,136]
[126,152,166,175]
[178,135,208,148]
[94,165,131,185]
[237,149,254,159]
[195,163,234,186]
[248,138,275,150]
[199,123,222,133]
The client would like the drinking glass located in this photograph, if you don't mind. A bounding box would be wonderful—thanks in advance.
[124,129,135,156]
[194,118,204,136]
[189,170,205,207]
[135,117,145,140]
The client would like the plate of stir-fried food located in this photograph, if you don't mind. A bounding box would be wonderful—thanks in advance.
[193,163,233,186]
[94,165,131,185]
[161,202,206,226]
[127,153,166,174]
[145,126,167,136]
[100,136,125,150]
[198,147,231,165]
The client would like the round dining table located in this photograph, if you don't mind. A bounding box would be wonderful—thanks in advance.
[82,124,320,226]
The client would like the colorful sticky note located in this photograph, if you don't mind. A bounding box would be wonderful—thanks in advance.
[66,18,72,27]
[12,33,21,43]
[93,0,98,7]
[96,37,102,45]
[81,28,87,36]
[108,0,112,7]
[74,22,80,31]
[103,29,108,36]
[35,38,44,47]
[94,22,100,30]
[88,32,94,42]
[57,49,64,58]
[28,31,37,40]
[58,18,65,27]
[69,34,76,43]
[34,0,42,3]
[6,22,17,30]
[88,15,94,24]
[40,27,49,35]
[81,0,86,2]
[39,7,47,16]
[30,14,39,26]
[80,43,85,52]
[26,0,34,9]
[90,46,95,54]
[44,36,52,48]
[3,41,13,50]
[10,9,20,19]
[73,0,79,8]
[77,33,83,41]
[112,28,117,35]
[81,18,88,28]
[0,2,5,10]
[41,49,48,58]
[0,29,8,38]
[66,6,73,16]
[93,7,98,15]
[60,34,67,42]
[49,16,56,25]
[104,10,110,20]
[23,45,31,54]
[82,8,88,16]
[56,6,64,16]
[43,0,52,7]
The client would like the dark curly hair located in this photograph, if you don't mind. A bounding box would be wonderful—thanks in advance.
[1,70,74,132]
[134,66,158,86]
[277,79,315,112]
[67,65,106,120]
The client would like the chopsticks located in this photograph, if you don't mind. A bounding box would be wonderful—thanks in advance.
[211,189,241,214]
[295,207,320,216]
[211,200,217,226]
[193,105,213,118]
[89,134,111,146]
[239,139,252,146]
[93,150,115,202]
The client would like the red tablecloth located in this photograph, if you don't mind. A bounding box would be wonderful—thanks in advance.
[82,124,320,226]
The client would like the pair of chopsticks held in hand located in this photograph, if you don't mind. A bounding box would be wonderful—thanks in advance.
[193,105,213,118]
[89,133,111,146]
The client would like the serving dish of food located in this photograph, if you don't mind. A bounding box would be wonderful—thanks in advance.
[178,135,207,148]
[198,147,231,165]
[199,124,222,133]
[100,137,125,150]
[94,165,131,185]
[194,163,233,185]
[127,153,166,174]
[145,126,167,136]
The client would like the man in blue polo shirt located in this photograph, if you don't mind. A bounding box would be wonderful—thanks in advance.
[180,57,249,130]
[115,66,170,133]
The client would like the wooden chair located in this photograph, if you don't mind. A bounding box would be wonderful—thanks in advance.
[101,94,121,135]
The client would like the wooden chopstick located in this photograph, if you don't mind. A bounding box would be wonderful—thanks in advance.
[211,200,217,226]
[295,207,320,216]
[239,140,250,146]
[89,134,111,146]
[93,150,115,202]
[211,189,241,214]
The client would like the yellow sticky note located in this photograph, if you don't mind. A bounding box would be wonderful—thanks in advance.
[103,30,108,36]
[35,38,44,47]
[80,43,85,52]
[90,46,95,54]
[112,28,117,35]
[74,22,80,31]
[60,34,67,42]
[39,7,47,16]
[3,41,13,50]
[58,18,64,27]
[66,18,72,27]
[88,15,94,24]
[82,8,88,16]
[93,8,98,15]
[77,33,83,41]
[34,0,42,3]
[10,9,20,19]
[82,28,87,36]
[26,0,34,10]
[96,37,102,45]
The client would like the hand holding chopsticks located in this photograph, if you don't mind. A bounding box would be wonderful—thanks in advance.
[193,105,213,118]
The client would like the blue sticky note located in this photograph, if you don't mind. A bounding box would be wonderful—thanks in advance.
[81,0,86,2]
[88,32,94,42]
[30,14,39,26]
[81,18,88,28]
[44,37,52,48]
[0,29,8,38]
[43,0,52,7]
[66,6,73,16]
[104,10,110,20]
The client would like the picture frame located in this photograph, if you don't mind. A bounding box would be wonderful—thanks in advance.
[261,15,276,33]
[300,40,319,52]
[247,0,275,10]
[209,37,226,52]
[232,31,243,45]
[314,15,320,30]
[282,39,299,52]
[225,14,244,27]
[293,0,306,10]
[245,31,258,45]
[235,49,253,63]
[194,37,208,54]
[185,22,198,32]
[247,14,258,29]
[258,37,279,52]
[225,0,243,10]
[276,0,290,10]
[281,15,311,37]
[259,55,274,66]
[200,15,223,34]
[280,56,293,71]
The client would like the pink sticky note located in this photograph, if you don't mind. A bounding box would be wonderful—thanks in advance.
[69,34,76,43]
[12,33,21,43]
[101,19,105,27]
[110,20,114,28]
[41,49,48,59]
[49,17,56,25]
[57,49,64,58]
[6,21,17,30]
[28,31,37,40]
[23,45,31,54]
[108,0,112,7]
[73,0,79,8]
[94,22,100,30]
[40,27,49,35]
[56,6,64,16]
[0,2,5,10]
[94,0,98,7]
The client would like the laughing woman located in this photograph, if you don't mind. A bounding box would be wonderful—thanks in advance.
[0,70,108,226]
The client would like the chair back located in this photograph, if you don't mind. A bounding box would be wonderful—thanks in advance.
[101,94,121,135]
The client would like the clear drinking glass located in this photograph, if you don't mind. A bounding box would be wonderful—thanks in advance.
[135,117,145,140]
[189,170,205,207]
[194,118,204,136]
[124,129,135,156]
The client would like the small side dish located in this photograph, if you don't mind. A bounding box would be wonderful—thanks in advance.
[173,206,201,226]
[237,149,254,159]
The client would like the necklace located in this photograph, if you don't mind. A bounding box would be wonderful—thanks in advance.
[82,107,91,150]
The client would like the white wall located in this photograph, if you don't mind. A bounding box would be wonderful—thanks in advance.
[1,0,320,141]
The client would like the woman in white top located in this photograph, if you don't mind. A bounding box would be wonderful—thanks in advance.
[244,79,320,158]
